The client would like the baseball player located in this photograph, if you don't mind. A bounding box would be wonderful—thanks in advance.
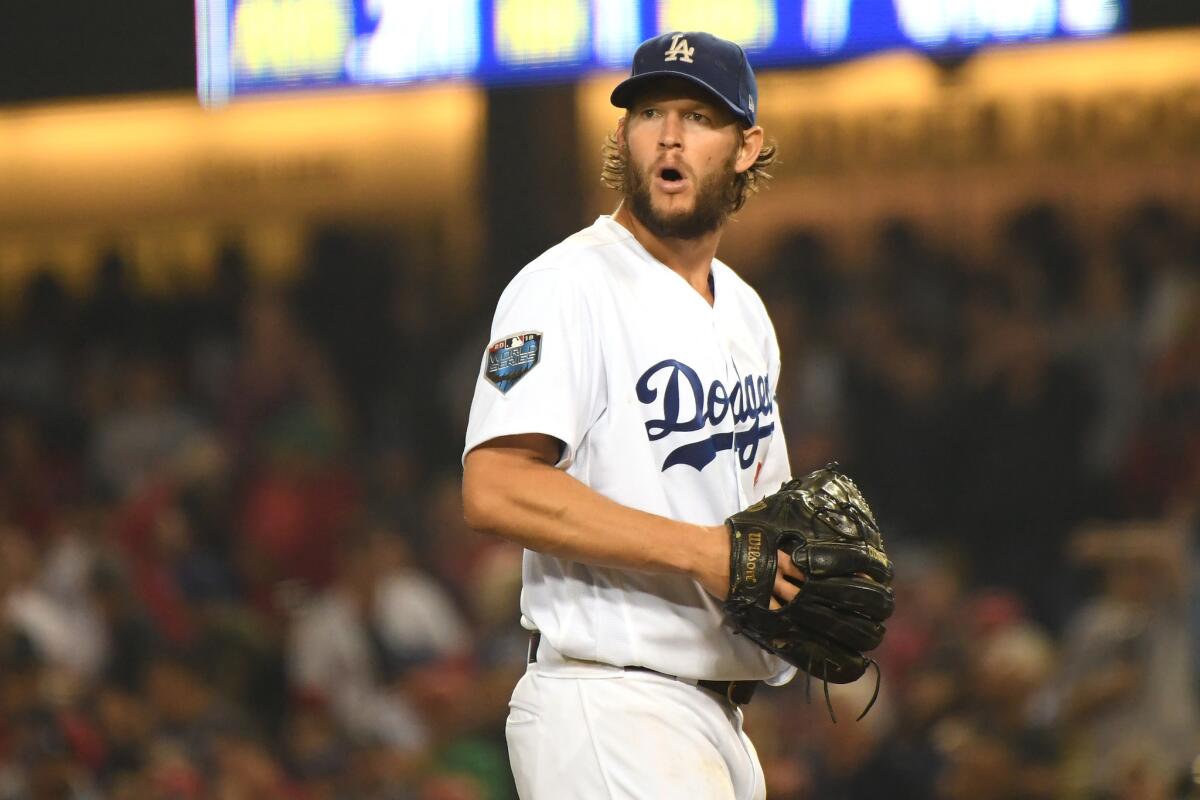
[462,31,803,800]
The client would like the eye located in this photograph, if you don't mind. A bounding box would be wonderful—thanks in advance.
[640,107,660,119]
[686,111,710,124]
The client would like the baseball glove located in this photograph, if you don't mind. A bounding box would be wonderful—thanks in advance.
[723,463,894,718]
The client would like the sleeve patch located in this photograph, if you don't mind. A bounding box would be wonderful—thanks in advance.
[484,332,542,393]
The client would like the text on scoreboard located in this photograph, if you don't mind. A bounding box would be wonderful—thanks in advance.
[196,0,1124,103]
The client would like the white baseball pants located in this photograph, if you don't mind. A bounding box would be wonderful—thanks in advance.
[505,641,767,800]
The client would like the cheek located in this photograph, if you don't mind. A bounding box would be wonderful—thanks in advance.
[628,131,657,163]
[698,135,739,170]
[627,133,662,174]
[624,120,656,151]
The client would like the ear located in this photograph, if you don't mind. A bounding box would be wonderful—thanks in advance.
[734,125,764,174]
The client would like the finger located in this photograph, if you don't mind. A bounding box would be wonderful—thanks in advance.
[777,550,807,583]
[773,572,802,606]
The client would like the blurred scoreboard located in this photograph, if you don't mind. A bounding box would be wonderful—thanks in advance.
[196,0,1124,104]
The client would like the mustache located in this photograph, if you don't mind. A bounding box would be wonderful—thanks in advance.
[620,142,739,240]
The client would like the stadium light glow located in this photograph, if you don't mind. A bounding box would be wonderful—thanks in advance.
[1061,0,1121,34]
[232,0,352,80]
[803,0,852,55]
[593,0,641,66]
[495,0,590,65]
[895,0,1059,47]
[347,0,480,82]
[656,0,777,50]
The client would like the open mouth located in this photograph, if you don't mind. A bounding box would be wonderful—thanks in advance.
[659,167,684,183]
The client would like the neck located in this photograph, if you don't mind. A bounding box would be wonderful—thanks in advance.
[613,202,721,303]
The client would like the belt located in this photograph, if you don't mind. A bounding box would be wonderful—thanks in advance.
[526,631,759,706]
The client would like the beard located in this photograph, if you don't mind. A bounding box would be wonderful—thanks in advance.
[622,142,738,240]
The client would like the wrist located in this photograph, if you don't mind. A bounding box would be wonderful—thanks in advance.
[688,523,731,599]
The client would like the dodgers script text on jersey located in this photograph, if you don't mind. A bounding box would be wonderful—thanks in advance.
[636,358,774,472]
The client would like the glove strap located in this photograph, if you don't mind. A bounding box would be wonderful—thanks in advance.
[726,520,777,606]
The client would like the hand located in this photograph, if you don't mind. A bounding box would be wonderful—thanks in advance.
[771,552,806,610]
[719,464,893,689]
[693,524,805,609]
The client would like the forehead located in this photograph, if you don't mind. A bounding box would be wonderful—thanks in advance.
[624,77,727,112]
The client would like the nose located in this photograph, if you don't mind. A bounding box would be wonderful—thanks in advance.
[658,111,683,150]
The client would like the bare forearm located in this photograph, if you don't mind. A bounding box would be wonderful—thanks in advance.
[463,443,725,590]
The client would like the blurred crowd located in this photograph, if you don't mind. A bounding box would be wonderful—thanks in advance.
[759,201,1200,800]
[0,200,1197,799]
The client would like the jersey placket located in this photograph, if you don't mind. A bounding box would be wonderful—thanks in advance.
[715,322,752,509]
[659,264,746,513]
[705,273,750,510]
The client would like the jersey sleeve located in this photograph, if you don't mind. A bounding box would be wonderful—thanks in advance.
[463,267,605,468]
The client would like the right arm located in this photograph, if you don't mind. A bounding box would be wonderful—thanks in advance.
[462,433,732,600]
[462,433,806,607]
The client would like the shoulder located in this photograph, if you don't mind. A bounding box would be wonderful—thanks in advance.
[714,259,774,326]
[715,259,783,369]
[500,221,625,299]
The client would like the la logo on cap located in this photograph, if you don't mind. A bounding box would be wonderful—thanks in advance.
[664,34,694,63]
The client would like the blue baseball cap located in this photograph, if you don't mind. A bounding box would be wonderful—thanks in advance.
[610,31,759,127]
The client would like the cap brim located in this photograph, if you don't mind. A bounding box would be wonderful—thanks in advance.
[609,71,750,125]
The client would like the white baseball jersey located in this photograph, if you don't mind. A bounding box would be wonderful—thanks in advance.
[464,215,795,684]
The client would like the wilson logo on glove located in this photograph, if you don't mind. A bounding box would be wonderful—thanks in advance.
[744,531,763,586]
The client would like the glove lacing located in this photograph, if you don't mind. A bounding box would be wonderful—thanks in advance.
[803,655,882,723]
